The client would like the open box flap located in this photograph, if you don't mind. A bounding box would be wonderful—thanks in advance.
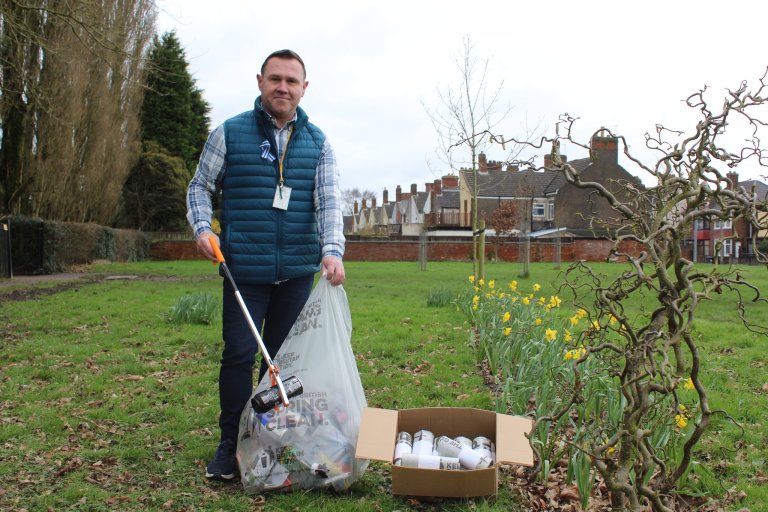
[355,407,399,462]
[495,413,534,467]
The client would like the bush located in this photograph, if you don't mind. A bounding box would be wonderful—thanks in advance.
[7,216,150,274]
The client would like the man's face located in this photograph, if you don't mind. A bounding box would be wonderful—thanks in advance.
[257,57,307,125]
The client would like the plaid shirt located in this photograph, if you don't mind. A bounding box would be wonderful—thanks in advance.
[186,113,345,259]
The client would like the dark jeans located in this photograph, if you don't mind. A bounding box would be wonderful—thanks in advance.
[218,274,313,443]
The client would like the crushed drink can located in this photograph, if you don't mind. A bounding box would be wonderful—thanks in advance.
[251,376,304,413]
[393,431,413,465]
[399,453,460,470]
[472,436,496,463]
[435,436,492,470]
[455,436,473,448]
[412,430,434,456]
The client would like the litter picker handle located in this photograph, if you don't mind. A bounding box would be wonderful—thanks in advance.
[206,236,292,409]
[208,236,225,264]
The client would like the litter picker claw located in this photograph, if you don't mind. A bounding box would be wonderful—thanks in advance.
[208,237,303,413]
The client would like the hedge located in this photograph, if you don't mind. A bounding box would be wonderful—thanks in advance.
[4,216,150,275]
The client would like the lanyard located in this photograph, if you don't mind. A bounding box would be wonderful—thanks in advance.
[278,126,293,196]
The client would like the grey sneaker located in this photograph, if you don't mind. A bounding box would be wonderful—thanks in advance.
[205,439,237,480]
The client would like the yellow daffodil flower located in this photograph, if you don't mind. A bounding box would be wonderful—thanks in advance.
[545,328,557,342]
[502,311,511,322]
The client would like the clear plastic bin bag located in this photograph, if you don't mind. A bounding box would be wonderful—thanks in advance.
[237,279,369,492]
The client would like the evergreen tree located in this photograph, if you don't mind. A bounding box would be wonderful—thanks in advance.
[140,31,210,175]
[118,142,189,232]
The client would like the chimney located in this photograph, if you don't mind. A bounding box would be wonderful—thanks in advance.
[425,182,433,193]
[411,183,417,196]
[442,174,458,188]
[590,128,619,163]
[506,164,519,172]
[383,188,389,204]
[371,197,377,209]
[396,185,402,202]
[544,154,552,169]
[354,200,358,214]
[361,198,367,210]
[433,179,442,195]
[478,152,488,171]
[726,171,739,190]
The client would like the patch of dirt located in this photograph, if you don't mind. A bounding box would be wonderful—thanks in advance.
[0,274,212,302]
[0,275,100,301]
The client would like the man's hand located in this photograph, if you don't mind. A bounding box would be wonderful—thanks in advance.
[321,256,345,286]
[196,231,220,263]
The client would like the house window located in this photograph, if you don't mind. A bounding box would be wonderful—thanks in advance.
[532,202,545,218]
[548,202,555,220]
[714,239,732,257]
[713,219,732,230]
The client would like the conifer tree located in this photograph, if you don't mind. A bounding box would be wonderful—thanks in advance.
[140,31,210,175]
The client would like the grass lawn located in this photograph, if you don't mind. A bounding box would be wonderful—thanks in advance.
[0,260,766,511]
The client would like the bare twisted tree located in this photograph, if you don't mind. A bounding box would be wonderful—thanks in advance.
[495,71,768,510]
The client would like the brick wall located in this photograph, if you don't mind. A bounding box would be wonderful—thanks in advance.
[151,237,645,262]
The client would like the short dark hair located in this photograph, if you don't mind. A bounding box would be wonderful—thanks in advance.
[260,49,306,78]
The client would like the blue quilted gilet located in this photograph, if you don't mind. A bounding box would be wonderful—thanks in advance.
[220,98,325,284]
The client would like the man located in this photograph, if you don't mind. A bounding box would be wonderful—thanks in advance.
[186,49,345,480]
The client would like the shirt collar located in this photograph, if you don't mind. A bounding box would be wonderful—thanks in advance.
[264,110,297,130]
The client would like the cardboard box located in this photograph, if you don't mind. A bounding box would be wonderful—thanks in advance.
[355,407,534,497]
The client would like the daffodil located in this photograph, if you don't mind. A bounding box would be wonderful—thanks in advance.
[675,414,688,429]
[684,378,695,390]
[569,315,580,326]
[538,296,547,306]
[503,327,512,336]
[535,318,542,326]
[508,280,518,291]
[545,328,557,342]
[549,295,562,308]
[488,280,495,290]
[469,275,475,284]
[472,295,480,307]
[564,329,573,342]
[565,347,587,360]
[591,320,601,330]
[576,308,588,318]
[522,297,530,305]
[478,279,485,287]
[533,283,541,292]
[502,311,511,323]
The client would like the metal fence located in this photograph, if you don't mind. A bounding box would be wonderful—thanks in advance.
[0,219,10,278]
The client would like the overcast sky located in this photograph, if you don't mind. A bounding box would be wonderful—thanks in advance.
[156,0,768,199]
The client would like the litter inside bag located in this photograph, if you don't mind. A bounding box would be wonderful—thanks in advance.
[236,279,369,492]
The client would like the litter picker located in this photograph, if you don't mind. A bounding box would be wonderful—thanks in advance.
[208,237,304,413]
